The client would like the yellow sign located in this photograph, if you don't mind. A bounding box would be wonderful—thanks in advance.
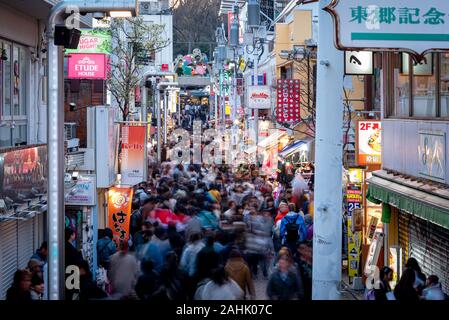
[348,218,362,278]
[348,168,363,184]
[225,102,231,116]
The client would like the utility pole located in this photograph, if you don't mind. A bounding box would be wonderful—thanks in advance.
[253,39,259,166]
[164,90,168,144]
[312,0,344,300]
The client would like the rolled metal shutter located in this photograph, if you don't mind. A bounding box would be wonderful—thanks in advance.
[0,221,18,300]
[399,212,449,293]
[18,219,35,269]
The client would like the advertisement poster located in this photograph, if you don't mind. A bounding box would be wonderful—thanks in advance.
[276,79,300,122]
[66,29,111,54]
[121,125,146,186]
[0,146,47,205]
[348,168,363,184]
[65,174,96,206]
[347,217,362,278]
[248,85,271,109]
[357,120,381,165]
[67,53,108,80]
[108,186,133,245]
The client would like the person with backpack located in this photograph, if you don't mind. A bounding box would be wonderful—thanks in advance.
[280,209,307,255]
[97,228,117,270]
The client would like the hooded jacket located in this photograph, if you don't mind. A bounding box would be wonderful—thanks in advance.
[225,257,255,299]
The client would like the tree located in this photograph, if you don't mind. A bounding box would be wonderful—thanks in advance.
[172,0,221,57]
[107,17,170,121]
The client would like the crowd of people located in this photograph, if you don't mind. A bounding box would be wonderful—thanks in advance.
[366,258,448,301]
[179,100,210,130]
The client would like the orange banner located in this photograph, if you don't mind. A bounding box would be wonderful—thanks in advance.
[108,186,134,245]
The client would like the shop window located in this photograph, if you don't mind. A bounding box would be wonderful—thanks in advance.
[394,58,410,117]
[410,54,436,117]
[440,53,449,117]
[0,41,28,147]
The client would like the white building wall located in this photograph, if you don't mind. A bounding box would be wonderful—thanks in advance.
[142,14,174,71]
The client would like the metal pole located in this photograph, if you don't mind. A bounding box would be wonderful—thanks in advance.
[253,36,259,167]
[164,91,168,144]
[46,30,65,301]
[157,89,162,163]
[312,0,344,300]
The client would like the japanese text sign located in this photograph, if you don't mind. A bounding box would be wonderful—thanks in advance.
[121,125,146,186]
[325,0,449,57]
[248,85,271,109]
[65,174,96,206]
[276,79,300,123]
[67,53,107,80]
[108,186,133,245]
[357,120,381,165]
[66,29,111,54]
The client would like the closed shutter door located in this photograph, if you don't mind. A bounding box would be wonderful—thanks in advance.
[399,212,449,293]
[18,219,35,269]
[0,221,18,300]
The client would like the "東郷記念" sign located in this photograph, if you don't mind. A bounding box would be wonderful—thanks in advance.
[325,0,449,58]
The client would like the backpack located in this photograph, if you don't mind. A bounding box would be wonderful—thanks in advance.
[285,215,300,243]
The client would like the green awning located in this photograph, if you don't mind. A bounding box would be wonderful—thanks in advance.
[368,176,449,229]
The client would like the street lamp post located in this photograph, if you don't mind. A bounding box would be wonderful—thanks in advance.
[46,0,137,300]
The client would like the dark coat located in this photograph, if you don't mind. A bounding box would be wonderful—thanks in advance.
[6,287,32,301]
[79,276,108,300]
[266,269,304,300]
[135,271,160,300]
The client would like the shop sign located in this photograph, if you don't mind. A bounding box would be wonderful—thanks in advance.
[65,174,96,206]
[364,231,384,276]
[357,120,381,165]
[325,0,449,58]
[345,51,373,75]
[418,131,446,183]
[346,183,362,203]
[108,186,134,245]
[66,29,111,54]
[248,85,271,109]
[389,246,403,284]
[121,125,146,186]
[276,79,300,122]
[348,217,362,278]
[366,215,379,241]
[67,53,108,80]
[348,168,364,184]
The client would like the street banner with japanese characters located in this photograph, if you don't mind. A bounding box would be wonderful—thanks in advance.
[357,120,381,165]
[325,0,449,57]
[108,186,133,245]
[121,125,146,186]
[276,79,301,122]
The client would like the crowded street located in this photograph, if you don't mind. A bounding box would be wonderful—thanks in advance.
[1,0,449,307]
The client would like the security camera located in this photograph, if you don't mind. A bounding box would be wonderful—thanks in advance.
[93,12,106,20]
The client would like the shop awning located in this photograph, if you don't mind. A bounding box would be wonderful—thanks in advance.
[367,172,449,229]
[244,130,287,154]
[279,140,308,158]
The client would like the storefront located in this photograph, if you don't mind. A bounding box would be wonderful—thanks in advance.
[367,170,449,292]
[0,145,47,299]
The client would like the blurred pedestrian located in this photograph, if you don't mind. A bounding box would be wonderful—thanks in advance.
[266,255,304,300]
[6,269,32,301]
[109,241,140,299]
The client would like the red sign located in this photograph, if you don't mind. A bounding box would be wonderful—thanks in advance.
[276,79,301,123]
[67,53,107,79]
[161,63,169,72]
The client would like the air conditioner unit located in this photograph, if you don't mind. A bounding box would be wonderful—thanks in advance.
[64,123,77,140]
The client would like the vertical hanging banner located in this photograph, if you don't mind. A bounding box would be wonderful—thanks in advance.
[121,125,146,186]
[108,186,134,245]
[276,79,301,122]
[357,120,382,165]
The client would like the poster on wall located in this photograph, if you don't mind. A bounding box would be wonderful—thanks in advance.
[65,174,97,206]
[276,79,300,123]
[121,125,146,186]
[248,85,271,109]
[348,217,362,278]
[0,146,47,205]
[357,120,381,165]
[108,186,134,245]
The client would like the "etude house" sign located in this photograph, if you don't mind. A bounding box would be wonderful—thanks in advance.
[67,53,108,80]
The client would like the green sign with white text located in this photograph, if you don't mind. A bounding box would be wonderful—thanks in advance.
[325,0,449,57]
[66,29,112,55]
